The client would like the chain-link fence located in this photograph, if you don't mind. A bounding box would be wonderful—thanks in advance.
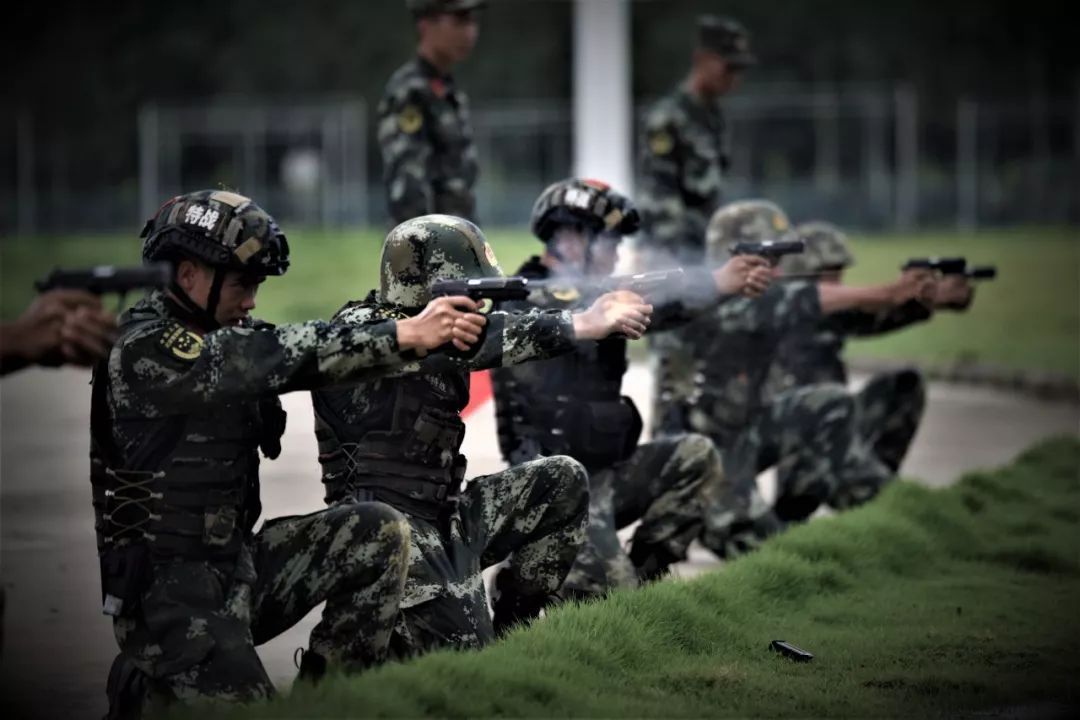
[3,84,1077,235]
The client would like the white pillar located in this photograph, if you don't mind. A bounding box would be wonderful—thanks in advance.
[573,0,632,195]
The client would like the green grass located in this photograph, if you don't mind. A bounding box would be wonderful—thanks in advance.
[2,226,1076,377]
[172,436,1080,719]
[839,227,1079,378]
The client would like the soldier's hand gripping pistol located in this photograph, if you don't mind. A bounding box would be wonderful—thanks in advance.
[35,262,173,310]
[730,239,806,266]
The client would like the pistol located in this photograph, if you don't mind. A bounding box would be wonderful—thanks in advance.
[35,263,172,295]
[730,239,805,261]
[430,277,531,303]
[901,257,968,275]
[965,265,997,280]
[599,268,686,296]
[902,257,997,281]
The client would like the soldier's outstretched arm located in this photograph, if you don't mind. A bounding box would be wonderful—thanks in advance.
[818,271,935,316]
[378,90,434,223]
[832,301,933,338]
[113,302,484,411]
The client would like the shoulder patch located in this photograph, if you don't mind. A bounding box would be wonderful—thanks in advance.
[158,322,204,362]
[398,104,424,134]
[648,129,675,156]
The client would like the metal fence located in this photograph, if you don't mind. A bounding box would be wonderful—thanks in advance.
[3,83,1077,236]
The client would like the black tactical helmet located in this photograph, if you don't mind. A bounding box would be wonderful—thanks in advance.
[530,178,641,243]
[379,213,502,308]
[141,190,290,277]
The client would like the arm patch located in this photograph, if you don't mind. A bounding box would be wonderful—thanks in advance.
[158,322,204,361]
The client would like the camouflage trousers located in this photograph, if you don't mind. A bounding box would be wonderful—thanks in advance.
[697,384,893,556]
[854,368,926,473]
[560,433,720,597]
[110,502,409,709]
[377,456,588,660]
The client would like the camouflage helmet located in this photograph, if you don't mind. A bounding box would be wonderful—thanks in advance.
[530,178,641,243]
[407,0,486,17]
[141,190,290,276]
[379,214,502,308]
[705,199,795,264]
[779,221,855,275]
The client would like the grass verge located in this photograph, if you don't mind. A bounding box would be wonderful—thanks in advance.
[3,226,1076,376]
[178,436,1080,719]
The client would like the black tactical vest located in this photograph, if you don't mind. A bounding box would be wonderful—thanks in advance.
[89,309,270,615]
[313,331,470,519]
[501,335,641,471]
[494,259,643,471]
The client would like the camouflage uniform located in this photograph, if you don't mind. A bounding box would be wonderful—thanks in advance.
[378,4,480,225]
[311,215,588,658]
[93,191,412,713]
[770,221,930,473]
[637,17,755,440]
[655,201,893,555]
[492,255,725,597]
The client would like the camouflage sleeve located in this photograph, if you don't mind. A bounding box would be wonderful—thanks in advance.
[111,318,404,412]
[638,117,686,259]
[831,300,933,337]
[334,303,577,376]
[378,86,433,224]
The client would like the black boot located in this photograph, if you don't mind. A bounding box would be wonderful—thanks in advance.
[628,540,680,584]
[490,568,549,637]
[293,647,327,686]
[104,654,148,720]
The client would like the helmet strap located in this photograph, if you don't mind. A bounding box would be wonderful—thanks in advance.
[166,269,223,332]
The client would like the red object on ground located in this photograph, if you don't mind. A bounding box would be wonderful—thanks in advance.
[463,370,493,418]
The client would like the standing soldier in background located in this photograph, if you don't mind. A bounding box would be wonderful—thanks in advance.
[378,0,484,225]
[637,15,754,267]
[769,221,979,474]
[636,15,756,437]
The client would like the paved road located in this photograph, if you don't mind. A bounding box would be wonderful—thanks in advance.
[1,366,1076,718]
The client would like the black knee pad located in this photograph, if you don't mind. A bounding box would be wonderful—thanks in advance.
[774,482,829,522]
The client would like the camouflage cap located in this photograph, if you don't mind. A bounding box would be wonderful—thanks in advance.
[779,221,855,275]
[407,0,486,17]
[379,214,503,308]
[705,199,795,264]
[698,15,756,68]
[530,178,640,243]
[140,189,290,276]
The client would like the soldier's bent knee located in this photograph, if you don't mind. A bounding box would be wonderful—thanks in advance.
[677,432,718,463]
[340,502,410,544]
[538,455,589,505]
[813,385,856,425]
